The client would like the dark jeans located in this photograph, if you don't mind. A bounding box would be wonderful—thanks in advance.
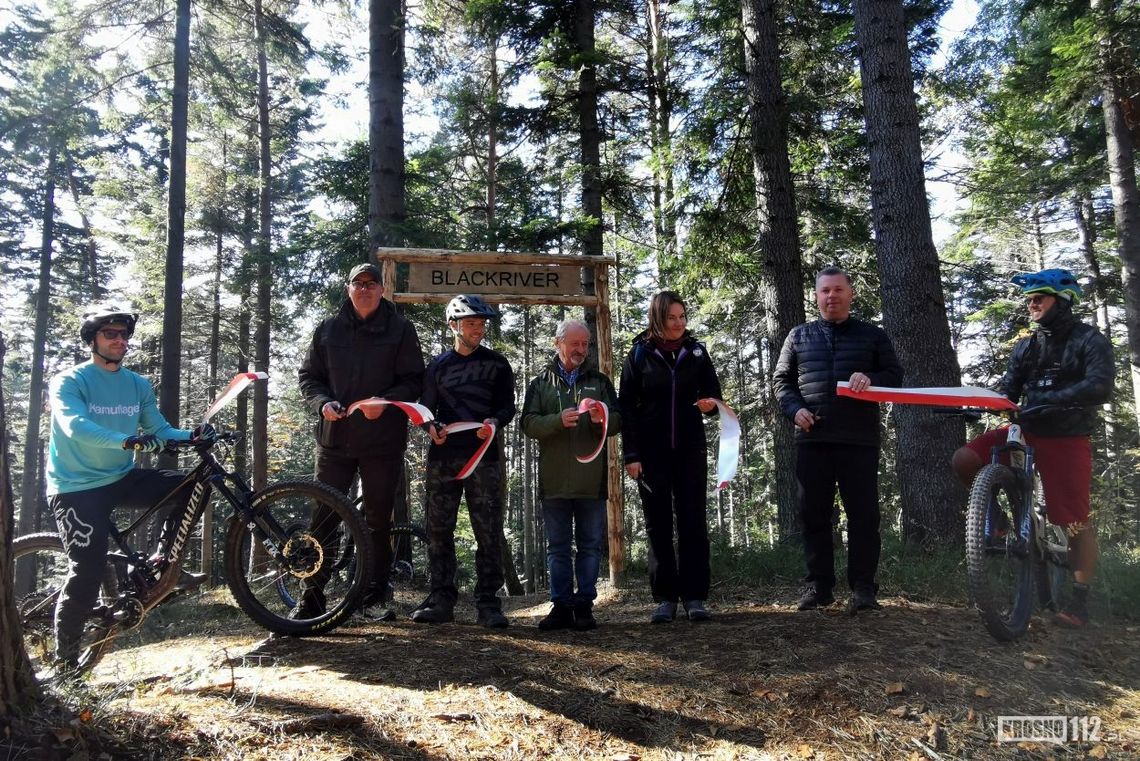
[542,498,606,606]
[638,448,710,602]
[50,468,190,662]
[424,459,504,608]
[315,449,400,596]
[795,443,881,592]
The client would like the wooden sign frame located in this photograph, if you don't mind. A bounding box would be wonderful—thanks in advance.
[375,247,626,584]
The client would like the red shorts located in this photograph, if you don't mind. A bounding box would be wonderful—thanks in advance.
[965,427,1092,530]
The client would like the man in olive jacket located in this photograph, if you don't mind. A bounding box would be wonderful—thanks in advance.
[522,319,621,631]
[298,262,425,620]
[774,266,902,614]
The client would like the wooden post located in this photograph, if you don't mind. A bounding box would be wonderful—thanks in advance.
[595,263,624,585]
[381,257,397,302]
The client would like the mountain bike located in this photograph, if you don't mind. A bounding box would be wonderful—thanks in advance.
[14,387,374,676]
[275,502,429,611]
[954,406,1071,641]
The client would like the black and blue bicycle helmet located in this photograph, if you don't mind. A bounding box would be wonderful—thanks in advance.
[1011,268,1082,304]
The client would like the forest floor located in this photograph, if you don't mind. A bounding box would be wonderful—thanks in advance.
[25,581,1140,760]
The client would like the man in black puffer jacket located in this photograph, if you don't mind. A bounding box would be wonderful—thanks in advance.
[298,262,425,621]
[953,268,1113,628]
[774,266,903,613]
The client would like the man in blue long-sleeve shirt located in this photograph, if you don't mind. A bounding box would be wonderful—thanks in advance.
[46,307,196,669]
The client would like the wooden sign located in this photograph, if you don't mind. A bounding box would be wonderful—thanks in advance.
[408,262,584,296]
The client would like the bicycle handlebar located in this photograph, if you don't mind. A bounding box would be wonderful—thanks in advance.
[164,429,243,451]
[932,403,1087,421]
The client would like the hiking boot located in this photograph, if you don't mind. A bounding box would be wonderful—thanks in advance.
[174,569,207,592]
[796,585,834,611]
[684,600,711,622]
[360,601,397,622]
[289,589,326,620]
[849,584,881,613]
[650,601,677,623]
[573,602,597,631]
[410,602,454,624]
[477,607,509,629]
[538,603,576,631]
[1055,584,1090,628]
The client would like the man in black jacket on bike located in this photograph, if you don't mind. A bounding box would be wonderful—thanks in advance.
[774,267,903,613]
[298,262,425,621]
[952,269,1113,627]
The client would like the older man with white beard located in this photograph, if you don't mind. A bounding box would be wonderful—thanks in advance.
[522,319,622,631]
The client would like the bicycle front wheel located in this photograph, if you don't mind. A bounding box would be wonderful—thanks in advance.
[965,464,1035,641]
[12,532,121,676]
[388,523,429,606]
[223,479,374,636]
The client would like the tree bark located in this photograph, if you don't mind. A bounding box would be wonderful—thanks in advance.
[160,0,192,459]
[853,0,965,544]
[575,0,603,364]
[646,0,678,281]
[18,146,57,555]
[1092,0,1140,439]
[2,334,41,711]
[741,0,805,541]
[369,0,406,252]
[253,0,272,490]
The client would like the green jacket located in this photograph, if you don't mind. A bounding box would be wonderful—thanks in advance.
[521,356,622,500]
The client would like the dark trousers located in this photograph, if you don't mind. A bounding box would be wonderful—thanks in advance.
[50,468,190,662]
[315,449,400,596]
[639,448,710,602]
[795,443,881,592]
[424,459,505,608]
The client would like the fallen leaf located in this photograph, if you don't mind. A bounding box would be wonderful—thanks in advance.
[795,744,814,758]
[885,682,905,695]
[1088,746,1108,759]
[967,708,977,723]
[974,687,991,698]
[888,705,911,718]
[1016,741,1043,751]
[79,708,93,723]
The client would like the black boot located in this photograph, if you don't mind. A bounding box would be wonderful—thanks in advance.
[538,603,575,631]
[573,602,597,631]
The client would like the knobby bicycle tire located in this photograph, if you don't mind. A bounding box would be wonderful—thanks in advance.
[223,479,374,636]
[965,464,1036,641]
[388,523,429,594]
[12,532,121,676]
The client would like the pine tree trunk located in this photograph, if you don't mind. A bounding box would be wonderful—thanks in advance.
[253,0,272,491]
[63,151,103,301]
[646,0,678,280]
[1092,0,1140,441]
[575,0,603,363]
[369,0,406,252]
[160,0,192,456]
[18,147,56,557]
[741,0,805,541]
[2,334,41,711]
[853,0,965,545]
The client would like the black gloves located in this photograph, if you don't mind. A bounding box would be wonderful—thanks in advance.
[191,423,217,443]
[123,434,162,453]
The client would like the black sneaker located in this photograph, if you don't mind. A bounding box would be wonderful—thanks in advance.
[572,602,597,631]
[849,584,881,613]
[477,607,509,629]
[796,586,834,611]
[360,601,397,621]
[174,569,207,592]
[538,603,576,631]
[410,602,454,624]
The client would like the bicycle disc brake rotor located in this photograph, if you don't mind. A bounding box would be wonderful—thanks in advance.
[113,596,146,630]
[282,534,324,579]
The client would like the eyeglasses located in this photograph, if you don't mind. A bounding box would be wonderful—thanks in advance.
[98,328,131,340]
[1026,294,1052,306]
[350,280,380,291]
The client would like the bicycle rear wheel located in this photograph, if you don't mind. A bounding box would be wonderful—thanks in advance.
[388,523,429,606]
[965,464,1035,641]
[12,532,121,676]
[224,479,374,636]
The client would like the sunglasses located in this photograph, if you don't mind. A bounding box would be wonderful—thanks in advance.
[1026,294,1052,306]
[98,328,131,340]
[350,280,380,291]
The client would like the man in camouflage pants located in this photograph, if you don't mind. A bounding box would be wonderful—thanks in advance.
[414,295,516,628]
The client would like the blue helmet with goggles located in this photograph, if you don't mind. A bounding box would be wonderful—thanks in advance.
[1011,268,1082,305]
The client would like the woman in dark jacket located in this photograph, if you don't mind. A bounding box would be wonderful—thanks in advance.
[619,291,723,623]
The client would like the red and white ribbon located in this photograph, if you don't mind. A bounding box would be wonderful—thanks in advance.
[575,398,609,464]
[836,382,1018,411]
[437,421,497,479]
[708,400,740,491]
[201,371,268,425]
[346,397,436,426]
